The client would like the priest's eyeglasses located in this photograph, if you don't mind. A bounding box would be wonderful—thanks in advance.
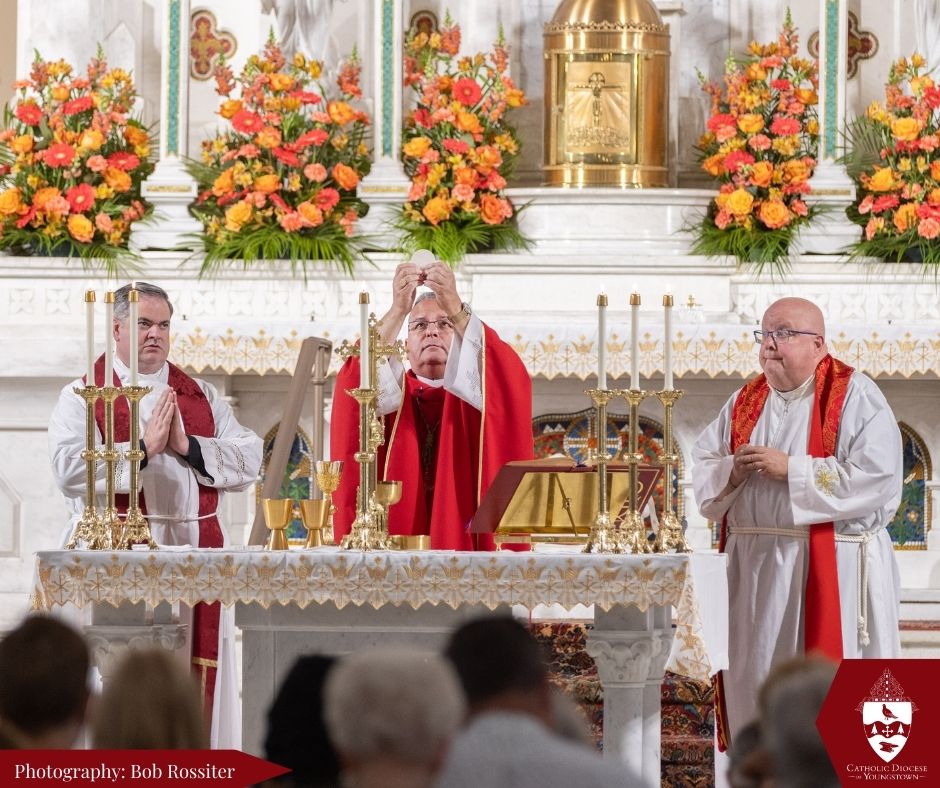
[408,318,455,334]
[753,329,819,344]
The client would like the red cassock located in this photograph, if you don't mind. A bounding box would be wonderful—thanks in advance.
[330,323,533,550]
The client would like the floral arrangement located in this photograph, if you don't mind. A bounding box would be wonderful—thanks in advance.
[188,34,371,274]
[692,13,820,273]
[398,16,529,265]
[844,53,940,267]
[0,48,153,269]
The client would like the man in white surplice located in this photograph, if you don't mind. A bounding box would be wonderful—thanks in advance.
[48,282,262,749]
[692,297,902,741]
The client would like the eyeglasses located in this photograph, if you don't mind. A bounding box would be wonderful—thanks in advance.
[753,329,819,344]
[408,318,454,334]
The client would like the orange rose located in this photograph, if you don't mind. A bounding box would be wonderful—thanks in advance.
[929,188,940,206]
[891,117,922,142]
[33,187,63,210]
[212,168,235,196]
[219,99,243,119]
[402,136,432,158]
[103,166,132,193]
[702,153,724,177]
[727,188,755,218]
[894,202,918,232]
[253,173,280,194]
[332,162,360,191]
[78,129,104,150]
[67,213,95,242]
[327,100,355,125]
[224,200,253,232]
[421,196,451,225]
[453,167,477,187]
[796,88,817,105]
[455,110,482,135]
[930,161,940,182]
[758,200,791,229]
[865,167,899,192]
[51,84,70,101]
[472,145,502,175]
[737,114,765,134]
[781,159,810,184]
[255,127,282,149]
[11,135,33,154]
[750,161,774,188]
[0,188,22,215]
[124,126,149,147]
[479,193,510,225]
[297,200,324,227]
[269,73,294,92]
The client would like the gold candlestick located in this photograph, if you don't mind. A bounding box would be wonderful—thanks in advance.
[653,388,690,553]
[67,385,107,549]
[116,385,156,549]
[98,385,123,549]
[583,389,624,554]
[619,388,653,554]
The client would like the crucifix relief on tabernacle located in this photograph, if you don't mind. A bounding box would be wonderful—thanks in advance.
[564,60,632,155]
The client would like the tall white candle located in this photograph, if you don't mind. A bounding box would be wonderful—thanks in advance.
[663,291,674,390]
[597,292,607,390]
[104,291,114,386]
[359,291,370,388]
[630,290,640,390]
[129,287,139,386]
[85,290,95,384]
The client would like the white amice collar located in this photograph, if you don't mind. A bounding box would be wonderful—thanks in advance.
[113,356,169,385]
[415,374,445,387]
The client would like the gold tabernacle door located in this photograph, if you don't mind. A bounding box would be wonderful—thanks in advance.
[470,458,663,543]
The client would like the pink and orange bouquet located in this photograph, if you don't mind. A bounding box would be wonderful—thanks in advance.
[189,34,371,274]
[0,48,153,267]
[845,53,940,267]
[692,14,820,272]
[397,16,529,264]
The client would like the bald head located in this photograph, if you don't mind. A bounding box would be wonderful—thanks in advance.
[758,297,828,391]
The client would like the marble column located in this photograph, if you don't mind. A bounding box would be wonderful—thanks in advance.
[799,0,857,255]
[357,0,410,246]
[132,0,203,251]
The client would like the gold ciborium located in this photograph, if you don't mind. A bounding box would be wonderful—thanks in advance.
[314,460,343,545]
[262,498,293,551]
[375,480,402,533]
[299,499,329,549]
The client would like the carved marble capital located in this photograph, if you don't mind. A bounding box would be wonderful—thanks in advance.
[586,632,663,684]
[85,624,188,681]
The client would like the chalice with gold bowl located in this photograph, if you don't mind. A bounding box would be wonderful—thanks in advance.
[314,460,343,545]
[299,499,329,549]
[262,498,293,551]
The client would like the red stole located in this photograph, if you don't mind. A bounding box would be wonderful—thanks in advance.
[714,354,853,749]
[89,355,222,720]
[330,324,533,550]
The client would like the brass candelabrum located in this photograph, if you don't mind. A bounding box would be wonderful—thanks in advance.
[653,389,690,553]
[336,305,405,551]
[583,389,623,554]
[66,382,156,550]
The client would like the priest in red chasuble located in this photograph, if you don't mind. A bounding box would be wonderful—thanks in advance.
[331,260,533,550]
[48,282,263,749]
[692,297,902,746]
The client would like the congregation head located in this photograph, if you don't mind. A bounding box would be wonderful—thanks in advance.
[112,281,174,374]
[406,292,454,379]
[757,297,828,392]
[0,614,90,749]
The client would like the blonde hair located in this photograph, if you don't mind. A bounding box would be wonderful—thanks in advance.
[92,648,206,749]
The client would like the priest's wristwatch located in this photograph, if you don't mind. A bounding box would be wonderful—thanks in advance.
[448,302,472,324]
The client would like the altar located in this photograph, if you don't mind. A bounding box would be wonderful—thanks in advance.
[35,546,726,783]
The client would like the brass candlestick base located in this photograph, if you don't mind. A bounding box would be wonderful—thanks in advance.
[68,385,106,549]
[582,389,625,554]
[653,388,690,553]
[117,385,156,549]
[341,499,393,550]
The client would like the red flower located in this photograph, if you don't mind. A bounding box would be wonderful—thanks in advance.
[15,205,37,228]
[231,109,265,134]
[871,194,900,214]
[412,108,432,128]
[272,147,301,167]
[771,79,792,91]
[290,90,322,105]
[42,143,76,168]
[62,96,93,115]
[66,183,96,213]
[770,116,801,136]
[723,150,755,173]
[315,187,340,212]
[15,103,42,125]
[295,129,328,148]
[106,151,141,171]
[707,113,736,132]
[270,193,289,211]
[452,77,482,107]
[443,138,469,155]
[924,86,940,110]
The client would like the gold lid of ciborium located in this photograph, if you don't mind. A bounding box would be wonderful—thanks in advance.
[543,0,670,188]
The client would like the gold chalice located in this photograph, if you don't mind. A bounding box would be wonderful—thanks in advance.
[299,499,329,549]
[375,480,402,534]
[262,498,293,551]
[314,460,343,545]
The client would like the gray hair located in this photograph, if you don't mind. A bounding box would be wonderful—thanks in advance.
[412,291,438,311]
[113,282,174,323]
[324,648,465,764]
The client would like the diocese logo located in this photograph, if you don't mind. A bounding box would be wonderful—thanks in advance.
[855,668,917,763]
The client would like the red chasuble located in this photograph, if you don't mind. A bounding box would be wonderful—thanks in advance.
[89,356,222,719]
[713,354,853,750]
[330,324,533,550]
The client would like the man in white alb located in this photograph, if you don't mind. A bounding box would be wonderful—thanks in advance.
[692,297,902,746]
[48,282,263,749]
